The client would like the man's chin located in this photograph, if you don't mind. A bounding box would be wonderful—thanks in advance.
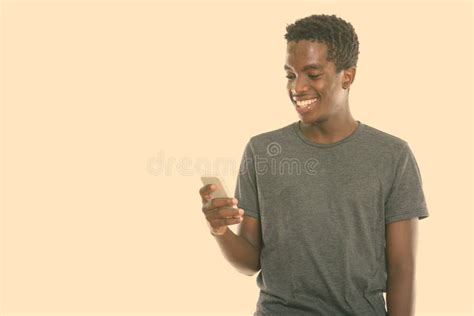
[299,116,312,124]
[299,114,326,125]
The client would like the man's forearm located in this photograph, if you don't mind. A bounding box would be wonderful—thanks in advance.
[212,227,260,276]
[386,266,415,316]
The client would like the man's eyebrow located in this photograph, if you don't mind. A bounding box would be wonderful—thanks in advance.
[284,63,325,71]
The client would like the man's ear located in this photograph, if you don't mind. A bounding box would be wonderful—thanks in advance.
[342,66,356,89]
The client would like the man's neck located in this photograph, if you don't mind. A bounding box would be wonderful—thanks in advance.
[299,114,359,145]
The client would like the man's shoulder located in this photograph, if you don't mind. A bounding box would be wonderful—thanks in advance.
[248,122,295,145]
[245,121,410,156]
[360,122,408,152]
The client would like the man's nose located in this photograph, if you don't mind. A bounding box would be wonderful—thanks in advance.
[291,76,309,93]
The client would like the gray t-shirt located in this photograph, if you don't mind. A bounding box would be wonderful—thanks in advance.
[234,120,429,316]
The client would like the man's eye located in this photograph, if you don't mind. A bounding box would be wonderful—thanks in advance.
[285,74,320,80]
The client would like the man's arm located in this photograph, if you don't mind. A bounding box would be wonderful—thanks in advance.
[200,184,262,276]
[385,217,418,316]
[213,214,262,276]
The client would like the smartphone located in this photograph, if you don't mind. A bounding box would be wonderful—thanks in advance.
[200,175,238,208]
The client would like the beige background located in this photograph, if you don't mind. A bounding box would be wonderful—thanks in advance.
[1,0,472,315]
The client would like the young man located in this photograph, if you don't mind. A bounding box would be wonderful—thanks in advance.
[199,14,429,316]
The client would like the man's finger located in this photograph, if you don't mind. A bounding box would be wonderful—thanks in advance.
[199,184,215,204]
[210,217,243,227]
[199,184,215,196]
[206,207,244,220]
[201,198,228,213]
[208,197,238,211]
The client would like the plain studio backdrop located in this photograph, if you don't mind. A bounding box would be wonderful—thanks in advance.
[1,0,472,315]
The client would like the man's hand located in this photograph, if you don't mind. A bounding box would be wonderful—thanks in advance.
[199,184,245,236]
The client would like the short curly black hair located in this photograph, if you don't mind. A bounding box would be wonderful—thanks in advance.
[284,14,359,73]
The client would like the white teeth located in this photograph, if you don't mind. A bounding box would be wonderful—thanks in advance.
[295,98,318,107]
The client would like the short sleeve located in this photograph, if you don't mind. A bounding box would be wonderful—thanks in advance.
[234,139,260,220]
[384,142,429,224]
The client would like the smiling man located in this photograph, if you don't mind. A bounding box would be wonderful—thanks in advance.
[199,14,429,316]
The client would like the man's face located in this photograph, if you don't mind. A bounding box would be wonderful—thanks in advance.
[284,40,354,124]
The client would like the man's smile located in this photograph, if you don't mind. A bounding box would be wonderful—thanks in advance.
[294,97,319,115]
[290,91,320,115]
[294,97,319,107]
